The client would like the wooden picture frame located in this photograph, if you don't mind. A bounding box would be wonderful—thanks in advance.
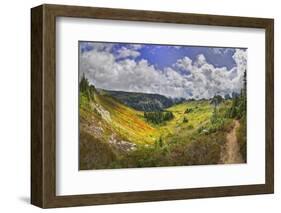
[31,4,274,208]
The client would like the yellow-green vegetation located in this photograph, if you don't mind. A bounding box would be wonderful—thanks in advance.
[79,75,246,170]
[80,88,155,145]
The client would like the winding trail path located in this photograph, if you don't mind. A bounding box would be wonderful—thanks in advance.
[221,120,244,164]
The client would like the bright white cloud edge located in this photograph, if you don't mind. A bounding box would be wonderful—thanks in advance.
[80,44,247,100]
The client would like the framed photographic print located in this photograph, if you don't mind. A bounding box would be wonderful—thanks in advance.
[31,4,274,208]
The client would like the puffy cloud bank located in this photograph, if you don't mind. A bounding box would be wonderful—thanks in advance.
[80,43,247,99]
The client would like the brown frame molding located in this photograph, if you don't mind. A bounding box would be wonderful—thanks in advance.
[31,4,274,208]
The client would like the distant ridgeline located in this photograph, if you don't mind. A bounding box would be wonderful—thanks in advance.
[98,89,185,112]
[80,74,244,113]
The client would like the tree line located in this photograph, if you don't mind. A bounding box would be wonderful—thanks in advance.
[144,111,174,124]
[79,73,96,101]
[227,71,247,119]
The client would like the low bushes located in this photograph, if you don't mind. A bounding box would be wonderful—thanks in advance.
[79,130,117,170]
[236,116,247,161]
[144,111,174,124]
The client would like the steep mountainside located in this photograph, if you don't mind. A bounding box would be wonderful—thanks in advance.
[79,84,159,169]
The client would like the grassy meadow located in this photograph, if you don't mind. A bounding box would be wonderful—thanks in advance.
[79,76,247,170]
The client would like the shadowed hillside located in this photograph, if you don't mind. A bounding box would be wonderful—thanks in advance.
[98,89,179,112]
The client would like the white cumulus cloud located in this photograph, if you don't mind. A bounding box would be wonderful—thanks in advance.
[80,46,247,99]
[116,47,141,59]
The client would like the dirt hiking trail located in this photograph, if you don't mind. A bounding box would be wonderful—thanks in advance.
[221,120,244,164]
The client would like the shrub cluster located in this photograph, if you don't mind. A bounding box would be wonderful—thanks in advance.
[144,111,174,124]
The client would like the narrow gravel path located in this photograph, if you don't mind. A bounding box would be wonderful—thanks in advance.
[221,120,244,164]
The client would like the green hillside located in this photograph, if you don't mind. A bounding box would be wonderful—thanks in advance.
[79,75,246,170]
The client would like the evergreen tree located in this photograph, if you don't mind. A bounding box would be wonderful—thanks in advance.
[158,137,163,148]
[226,69,247,119]
[144,111,174,124]
[79,73,96,101]
[79,73,89,92]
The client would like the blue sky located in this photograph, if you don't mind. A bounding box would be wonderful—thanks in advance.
[80,42,242,70]
[79,41,247,99]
